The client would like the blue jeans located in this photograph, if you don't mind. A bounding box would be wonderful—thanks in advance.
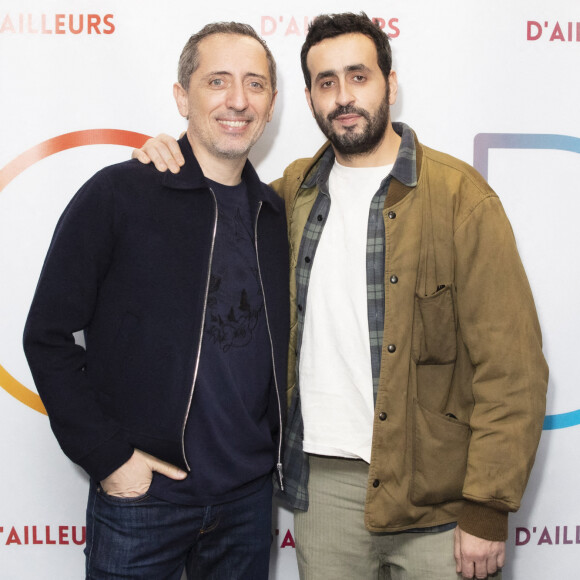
[84,478,273,579]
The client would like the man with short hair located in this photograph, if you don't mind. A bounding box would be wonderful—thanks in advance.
[275,14,546,580]
[23,22,288,579]
[135,12,548,580]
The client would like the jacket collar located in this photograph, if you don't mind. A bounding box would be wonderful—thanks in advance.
[390,122,418,187]
[161,135,280,211]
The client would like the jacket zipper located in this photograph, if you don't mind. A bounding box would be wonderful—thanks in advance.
[180,188,218,470]
[254,201,285,490]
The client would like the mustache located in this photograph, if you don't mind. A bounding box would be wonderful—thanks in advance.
[327,105,371,122]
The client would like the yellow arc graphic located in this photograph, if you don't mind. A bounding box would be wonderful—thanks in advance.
[0,365,46,414]
[0,129,150,414]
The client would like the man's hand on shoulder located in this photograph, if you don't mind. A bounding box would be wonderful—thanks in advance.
[132,134,184,174]
[454,526,505,579]
[100,449,187,498]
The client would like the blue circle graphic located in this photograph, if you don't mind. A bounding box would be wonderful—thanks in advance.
[473,132,580,432]
[543,411,580,430]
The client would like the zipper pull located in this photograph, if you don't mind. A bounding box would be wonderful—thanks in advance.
[277,462,284,491]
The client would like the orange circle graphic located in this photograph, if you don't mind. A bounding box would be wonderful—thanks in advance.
[0,129,151,414]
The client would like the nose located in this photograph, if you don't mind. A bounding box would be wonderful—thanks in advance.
[335,81,354,107]
[226,81,249,112]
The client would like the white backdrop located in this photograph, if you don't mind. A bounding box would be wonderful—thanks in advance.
[1,1,579,578]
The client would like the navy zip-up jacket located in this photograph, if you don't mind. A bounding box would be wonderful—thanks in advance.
[23,136,289,483]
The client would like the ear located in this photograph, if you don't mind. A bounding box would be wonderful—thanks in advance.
[267,90,278,123]
[173,83,189,118]
[305,86,315,118]
[388,70,398,106]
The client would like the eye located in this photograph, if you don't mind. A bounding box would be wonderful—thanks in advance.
[249,80,264,90]
[209,78,224,87]
[352,75,366,83]
[320,80,334,89]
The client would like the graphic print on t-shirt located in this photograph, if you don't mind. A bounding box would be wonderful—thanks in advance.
[204,206,264,353]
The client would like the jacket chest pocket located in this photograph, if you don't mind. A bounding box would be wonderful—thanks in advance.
[411,285,456,365]
[411,284,457,412]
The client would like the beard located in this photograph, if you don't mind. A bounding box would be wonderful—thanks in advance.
[312,94,390,157]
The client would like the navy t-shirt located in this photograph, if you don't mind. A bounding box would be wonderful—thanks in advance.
[149,178,278,505]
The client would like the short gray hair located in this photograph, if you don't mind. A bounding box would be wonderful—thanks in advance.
[178,22,277,92]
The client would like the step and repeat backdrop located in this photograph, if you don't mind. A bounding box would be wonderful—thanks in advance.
[1,0,578,578]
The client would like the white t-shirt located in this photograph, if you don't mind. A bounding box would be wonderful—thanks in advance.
[300,160,393,462]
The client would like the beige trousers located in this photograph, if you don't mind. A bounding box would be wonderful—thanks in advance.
[294,455,502,580]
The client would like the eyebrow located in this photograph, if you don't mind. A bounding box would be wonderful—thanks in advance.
[206,71,269,83]
[245,72,269,84]
[346,64,371,74]
[314,63,371,83]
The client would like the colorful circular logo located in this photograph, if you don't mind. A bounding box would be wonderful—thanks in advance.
[0,129,150,414]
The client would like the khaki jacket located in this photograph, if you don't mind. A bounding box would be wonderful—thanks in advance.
[271,127,548,540]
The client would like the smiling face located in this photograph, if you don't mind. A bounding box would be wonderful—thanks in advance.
[305,33,398,164]
[174,33,277,165]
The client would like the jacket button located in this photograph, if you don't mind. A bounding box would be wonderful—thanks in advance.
[298,304,303,311]
[390,275,398,284]
[388,211,396,219]
[373,479,380,488]
[379,412,387,421]
[305,256,311,263]
[387,344,396,353]
[317,214,323,221]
